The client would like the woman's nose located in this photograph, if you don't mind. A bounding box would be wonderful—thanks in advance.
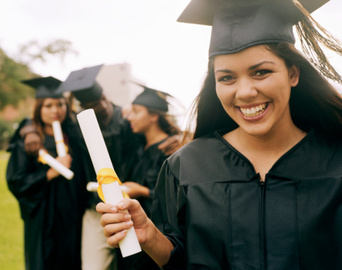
[235,78,258,100]
[51,105,59,113]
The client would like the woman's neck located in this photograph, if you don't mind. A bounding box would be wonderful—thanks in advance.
[225,123,307,158]
[224,123,307,181]
[43,125,54,136]
[144,126,168,149]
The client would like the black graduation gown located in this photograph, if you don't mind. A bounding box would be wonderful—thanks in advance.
[152,130,342,270]
[85,104,144,208]
[118,141,168,270]
[6,121,87,270]
[126,139,168,217]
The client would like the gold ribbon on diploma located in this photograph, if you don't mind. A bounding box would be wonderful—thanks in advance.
[55,140,68,153]
[97,168,129,202]
[38,149,48,164]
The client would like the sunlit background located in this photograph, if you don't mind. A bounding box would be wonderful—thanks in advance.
[1,0,341,114]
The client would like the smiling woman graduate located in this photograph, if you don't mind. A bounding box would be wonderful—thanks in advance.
[96,0,342,269]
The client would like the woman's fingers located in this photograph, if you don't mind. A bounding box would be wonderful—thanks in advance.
[103,219,133,237]
[96,202,116,214]
[106,229,128,247]
[100,211,131,226]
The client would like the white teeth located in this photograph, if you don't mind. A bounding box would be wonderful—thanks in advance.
[240,103,267,117]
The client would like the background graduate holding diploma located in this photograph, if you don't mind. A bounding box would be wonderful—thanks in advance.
[6,76,88,270]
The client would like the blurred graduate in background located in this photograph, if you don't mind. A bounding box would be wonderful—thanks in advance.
[6,77,88,270]
[119,84,181,270]
[56,66,182,270]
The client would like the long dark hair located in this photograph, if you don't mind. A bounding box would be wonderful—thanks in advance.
[147,108,180,136]
[190,42,342,139]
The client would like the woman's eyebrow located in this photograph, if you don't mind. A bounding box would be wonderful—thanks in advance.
[215,61,276,74]
[249,61,275,70]
[215,68,233,74]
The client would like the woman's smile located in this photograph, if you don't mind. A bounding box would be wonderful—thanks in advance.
[237,102,269,119]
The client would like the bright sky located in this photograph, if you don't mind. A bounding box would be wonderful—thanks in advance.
[1,0,342,113]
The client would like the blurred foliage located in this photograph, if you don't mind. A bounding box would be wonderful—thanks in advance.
[0,120,16,151]
[0,48,35,110]
[18,39,78,64]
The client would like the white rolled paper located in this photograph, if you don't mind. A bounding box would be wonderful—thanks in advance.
[77,109,141,258]
[39,149,74,180]
[52,121,67,157]
[87,182,129,193]
[86,182,99,192]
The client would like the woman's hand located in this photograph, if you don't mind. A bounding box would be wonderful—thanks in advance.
[56,154,72,168]
[122,182,150,198]
[96,198,150,248]
[46,154,72,180]
[96,199,175,266]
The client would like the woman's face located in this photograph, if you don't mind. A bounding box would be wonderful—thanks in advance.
[214,45,299,137]
[128,104,157,134]
[40,98,67,126]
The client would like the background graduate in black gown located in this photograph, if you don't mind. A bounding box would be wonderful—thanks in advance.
[6,77,87,270]
[123,85,180,218]
[55,66,181,270]
[97,0,342,269]
[118,85,181,270]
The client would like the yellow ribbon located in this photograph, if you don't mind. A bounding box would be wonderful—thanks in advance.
[38,150,47,164]
[55,141,69,153]
[96,168,129,202]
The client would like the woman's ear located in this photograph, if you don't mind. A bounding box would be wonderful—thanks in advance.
[150,113,159,123]
[289,65,300,87]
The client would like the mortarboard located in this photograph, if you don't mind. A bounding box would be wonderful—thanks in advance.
[22,76,62,98]
[177,0,330,58]
[132,83,171,112]
[56,64,104,103]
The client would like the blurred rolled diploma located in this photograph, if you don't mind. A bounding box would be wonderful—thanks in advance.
[52,121,67,157]
[38,149,74,180]
[86,182,129,193]
[77,109,141,258]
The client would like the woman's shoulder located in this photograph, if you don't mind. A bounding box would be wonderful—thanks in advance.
[163,131,254,184]
[309,130,342,151]
[170,133,219,157]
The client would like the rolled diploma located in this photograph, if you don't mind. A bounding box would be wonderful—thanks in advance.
[52,121,67,157]
[87,182,129,193]
[39,149,74,180]
[77,109,141,258]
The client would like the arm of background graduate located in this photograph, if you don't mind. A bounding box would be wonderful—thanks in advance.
[6,141,49,217]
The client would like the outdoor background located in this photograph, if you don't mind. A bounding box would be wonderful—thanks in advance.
[0,0,341,269]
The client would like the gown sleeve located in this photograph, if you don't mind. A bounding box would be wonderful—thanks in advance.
[151,159,187,269]
[6,139,48,219]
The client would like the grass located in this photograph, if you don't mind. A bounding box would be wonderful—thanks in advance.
[0,151,24,270]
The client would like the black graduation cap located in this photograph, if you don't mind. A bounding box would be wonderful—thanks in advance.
[21,76,62,98]
[132,83,171,112]
[177,0,330,58]
[56,64,104,103]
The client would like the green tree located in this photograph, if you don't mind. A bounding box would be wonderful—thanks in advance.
[0,48,35,110]
[0,39,78,110]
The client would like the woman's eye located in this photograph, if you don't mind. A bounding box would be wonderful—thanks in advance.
[218,75,234,82]
[254,70,271,77]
